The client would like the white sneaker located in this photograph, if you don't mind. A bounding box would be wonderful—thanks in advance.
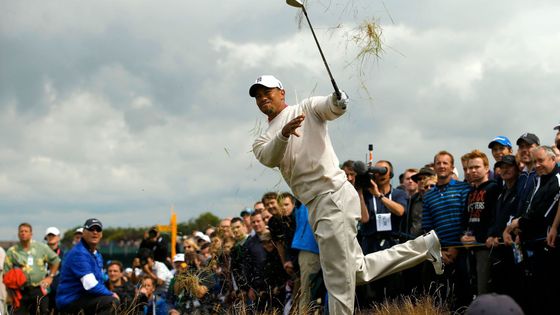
[425,230,444,275]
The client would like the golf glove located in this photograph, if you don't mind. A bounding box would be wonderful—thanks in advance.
[332,90,349,110]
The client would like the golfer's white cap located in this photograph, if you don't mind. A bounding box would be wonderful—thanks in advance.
[249,75,283,97]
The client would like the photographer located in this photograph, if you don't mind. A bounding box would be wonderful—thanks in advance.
[139,226,171,269]
[355,160,408,302]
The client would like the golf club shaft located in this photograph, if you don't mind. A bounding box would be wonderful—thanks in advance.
[301,6,341,100]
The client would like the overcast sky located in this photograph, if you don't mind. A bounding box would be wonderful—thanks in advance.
[1,0,559,241]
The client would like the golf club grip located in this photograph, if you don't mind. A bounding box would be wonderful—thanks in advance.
[331,79,341,100]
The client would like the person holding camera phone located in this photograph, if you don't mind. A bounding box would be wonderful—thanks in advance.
[249,75,444,315]
[136,276,168,315]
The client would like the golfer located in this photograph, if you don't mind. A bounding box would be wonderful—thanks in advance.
[250,75,443,315]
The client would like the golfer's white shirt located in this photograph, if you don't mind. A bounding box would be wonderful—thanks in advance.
[253,95,347,204]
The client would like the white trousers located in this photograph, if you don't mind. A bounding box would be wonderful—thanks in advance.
[307,182,432,315]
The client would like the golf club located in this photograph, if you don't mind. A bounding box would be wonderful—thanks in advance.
[286,0,341,100]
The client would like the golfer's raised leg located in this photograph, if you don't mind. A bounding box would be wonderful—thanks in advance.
[309,182,443,315]
[356,230,443,284]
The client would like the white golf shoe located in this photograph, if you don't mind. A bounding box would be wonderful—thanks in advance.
[425,230,444,275]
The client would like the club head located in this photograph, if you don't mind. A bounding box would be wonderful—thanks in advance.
[286,0,304,8]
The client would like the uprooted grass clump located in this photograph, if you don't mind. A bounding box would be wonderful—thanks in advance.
[352,18,383,71]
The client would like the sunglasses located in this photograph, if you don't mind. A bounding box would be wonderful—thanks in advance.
[424,184,436,190]
[87,226,102,232]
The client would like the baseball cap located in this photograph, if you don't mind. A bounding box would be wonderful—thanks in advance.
[495,155,517,168]
[194,231,211,243]
[74,227,84,234]
[554,123,560,131]
[516,132,540,146]
[411,167,436,183]
[488,136,512,149]
[466,293,523,315]
[249,75,284,97]
[83,218,103,231]
[240,207,252,217]
[45,226,60,237]
[173,253,185,263]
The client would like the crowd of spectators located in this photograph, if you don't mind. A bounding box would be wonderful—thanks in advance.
[1,126,559,314]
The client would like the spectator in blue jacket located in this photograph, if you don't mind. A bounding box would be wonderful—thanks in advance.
[291,201,322,312]
[56,218,119,315]
[137,276,168,315]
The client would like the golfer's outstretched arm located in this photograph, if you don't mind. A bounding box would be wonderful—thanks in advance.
[305,93,348,121]
[253,131,289,168]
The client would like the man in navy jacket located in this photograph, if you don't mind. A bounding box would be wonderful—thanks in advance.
[56,218,118,314]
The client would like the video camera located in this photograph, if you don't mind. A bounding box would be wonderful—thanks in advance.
[353,160,388,189]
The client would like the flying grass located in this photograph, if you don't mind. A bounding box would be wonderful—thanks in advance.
[352,18,384,73]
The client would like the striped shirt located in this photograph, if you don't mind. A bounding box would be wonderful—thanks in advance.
[422,179,471,246]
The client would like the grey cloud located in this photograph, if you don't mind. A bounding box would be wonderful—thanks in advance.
[1,1,559,239]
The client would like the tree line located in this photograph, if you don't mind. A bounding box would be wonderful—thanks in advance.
[60,212,220,245]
